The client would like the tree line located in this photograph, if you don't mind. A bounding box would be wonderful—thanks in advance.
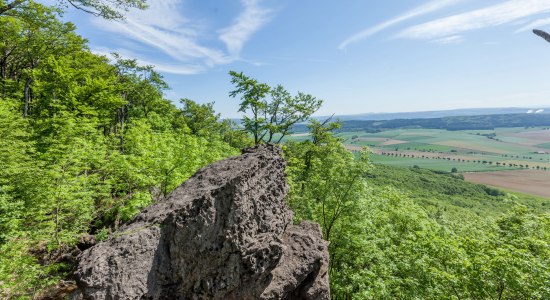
[379,151,549,171]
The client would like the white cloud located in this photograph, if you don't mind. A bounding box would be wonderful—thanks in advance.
[91,46,207,75]
[142,62,207,75]
[514,17,550,33]
[89,0,273,74]
[219,0,273,57]
[338,0,462,49]
[399,0,550,40]
[431,35,464,44]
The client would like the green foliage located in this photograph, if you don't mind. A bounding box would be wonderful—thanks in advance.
[2,2,550,298]
[326,189,550,299]
[366,164,550,216]
[176,98,253,148]
[286,120,550,299]
[178,98,221,136]
[0,0,148,19]
[229,71,322,144]
[284,118,371,285]
[0,238,64,298]
[0,3,241,297]
[0,99,36,243]
[61,0,148,19]
[327,188,448,299]
[94,228,109,242]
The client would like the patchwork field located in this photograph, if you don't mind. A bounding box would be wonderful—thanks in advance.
[338,127,550,198]
[288,127,550,197]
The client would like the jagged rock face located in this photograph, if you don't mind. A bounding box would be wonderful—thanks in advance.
[74,144,330,300]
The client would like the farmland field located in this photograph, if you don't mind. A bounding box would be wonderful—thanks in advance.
[342,127,550,166]
[368,153,518,172]
[464,170,550,198]
[290,126,550,198]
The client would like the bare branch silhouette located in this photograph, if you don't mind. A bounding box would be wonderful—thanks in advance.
[533,29,550,44]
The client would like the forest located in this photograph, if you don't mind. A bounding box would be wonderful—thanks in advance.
[1,1,549,299]
[292,113,550,133]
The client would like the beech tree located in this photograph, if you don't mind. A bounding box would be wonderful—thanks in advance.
[0,3,243,296]
[229,71,322,145]
[284,118,370,278]
[0,0,147,19]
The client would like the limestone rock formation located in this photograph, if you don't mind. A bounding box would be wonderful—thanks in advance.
[74,144,330,299]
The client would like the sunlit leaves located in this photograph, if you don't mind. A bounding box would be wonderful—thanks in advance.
[229,71,322,144]
[285,118,550,299]
[0,2,241,297]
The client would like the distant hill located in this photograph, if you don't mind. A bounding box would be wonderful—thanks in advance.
[319,107,550,121]
[293,113,550,132]
[343,113,550,132]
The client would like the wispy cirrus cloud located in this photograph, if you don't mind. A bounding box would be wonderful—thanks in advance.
[91,46,207,75]
[338,0,462,49]
[431,35,464,44]
[90,0,273,74]
[398,0,550,40]
[514,17,550,33]
[219,0,274,57]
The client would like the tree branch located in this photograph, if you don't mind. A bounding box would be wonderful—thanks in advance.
[66,0,102,17]
[0,0,26,15]
[533,29,550,44]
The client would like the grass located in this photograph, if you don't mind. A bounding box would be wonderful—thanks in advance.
[370,154,517,172]
[349,140,384,147]
[380,142,455,152]
[493,187,550,211]
[537,142,550,150]
[367,164,550,220]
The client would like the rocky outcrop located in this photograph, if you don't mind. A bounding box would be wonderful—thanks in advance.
[74,144,330,299]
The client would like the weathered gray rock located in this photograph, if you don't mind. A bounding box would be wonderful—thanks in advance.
[74,144,330,300]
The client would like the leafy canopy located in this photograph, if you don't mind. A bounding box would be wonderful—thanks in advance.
[0,0,148,19]
[229,71,322,145]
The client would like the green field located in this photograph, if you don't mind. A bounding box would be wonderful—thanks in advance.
[288,126,550,177]
[369,153,519,172]
[289,125,550,200]
[337,127,550,172]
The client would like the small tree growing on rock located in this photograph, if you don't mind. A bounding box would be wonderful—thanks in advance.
[229,71,322,145]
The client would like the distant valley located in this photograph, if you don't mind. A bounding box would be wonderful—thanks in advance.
[321,106,550,121]
[288,110,550,199]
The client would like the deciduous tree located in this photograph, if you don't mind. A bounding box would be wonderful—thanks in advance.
[229,71,322,144]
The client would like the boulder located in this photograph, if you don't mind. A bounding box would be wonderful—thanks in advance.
[74,144,330,299]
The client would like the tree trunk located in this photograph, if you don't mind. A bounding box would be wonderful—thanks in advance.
[119,105,126,151]
[0,55,7,80]
[115,94,127,151]
[23,77,33,117]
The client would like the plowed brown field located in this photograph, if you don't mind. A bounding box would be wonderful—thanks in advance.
[464,170,550,198]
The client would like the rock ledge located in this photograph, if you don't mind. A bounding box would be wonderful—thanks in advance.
[74,144,330,299]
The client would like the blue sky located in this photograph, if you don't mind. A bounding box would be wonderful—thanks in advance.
[53,0,550,117]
